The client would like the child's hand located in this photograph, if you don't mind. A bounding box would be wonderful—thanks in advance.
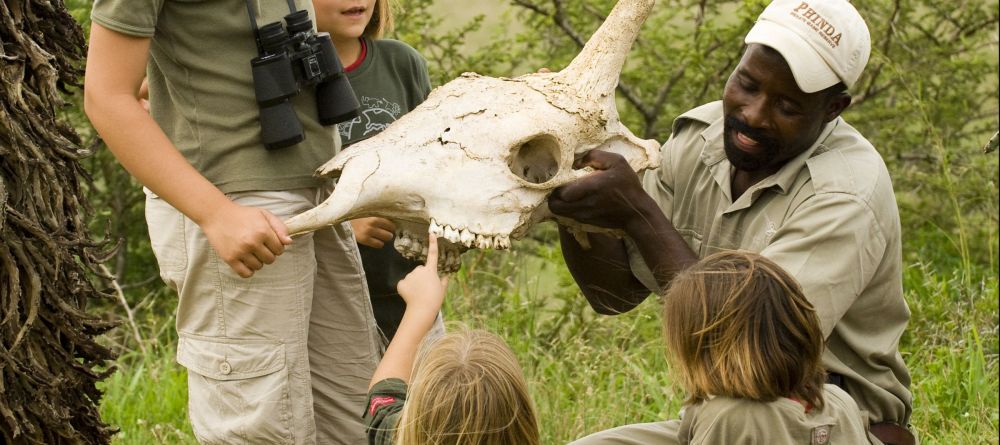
[372,231,448,389]
[350,217,396,248]
[396,231,447,315]
[201,201,293,278]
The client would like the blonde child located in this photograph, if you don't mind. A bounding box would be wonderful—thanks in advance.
[573,251,879,444]
[363,233,540,445]
[314,0,436,343]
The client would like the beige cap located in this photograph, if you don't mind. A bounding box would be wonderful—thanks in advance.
[745,0,871,93]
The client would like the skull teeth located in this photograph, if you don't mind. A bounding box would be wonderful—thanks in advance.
[428,219,444,238]
[460,228,475,246]
[443,226,459,244]
[475,234,490,249]
[394,222,512,270]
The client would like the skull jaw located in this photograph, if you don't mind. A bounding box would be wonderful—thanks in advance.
[390,219,468,274]
[385,211,522,274]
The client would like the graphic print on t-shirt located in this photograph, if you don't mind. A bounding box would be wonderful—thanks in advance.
[339,96,404,143]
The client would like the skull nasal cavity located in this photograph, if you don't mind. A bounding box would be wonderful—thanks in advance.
[509,135,560,184]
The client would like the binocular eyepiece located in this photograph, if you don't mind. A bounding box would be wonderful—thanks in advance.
[250,10,360,150]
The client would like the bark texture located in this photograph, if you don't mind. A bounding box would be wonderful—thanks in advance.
[0,1,117,443]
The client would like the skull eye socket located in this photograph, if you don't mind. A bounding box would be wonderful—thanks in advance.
[509,134,560,184]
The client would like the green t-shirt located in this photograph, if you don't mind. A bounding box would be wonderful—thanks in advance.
[340,37,432,342]
[340,37,432,145]
[91,0,340,193]
[363,378,408,445]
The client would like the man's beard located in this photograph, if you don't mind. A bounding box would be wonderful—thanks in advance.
[723,116,780,172]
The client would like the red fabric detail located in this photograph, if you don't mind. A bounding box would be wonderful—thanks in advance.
[787,397,813,413]
[345,38,367,73]
[368,395,397,416]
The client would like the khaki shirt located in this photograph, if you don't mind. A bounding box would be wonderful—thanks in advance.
[680,385,879,445]
[92,0,340,194]
[630,102,912,425]
[570,385,879,445]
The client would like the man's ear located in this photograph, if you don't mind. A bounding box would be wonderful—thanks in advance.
[824,92,852,122]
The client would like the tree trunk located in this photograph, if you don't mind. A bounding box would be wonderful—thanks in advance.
[0,0,117,443]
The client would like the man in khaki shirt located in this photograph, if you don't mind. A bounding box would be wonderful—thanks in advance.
[551,1,913,443]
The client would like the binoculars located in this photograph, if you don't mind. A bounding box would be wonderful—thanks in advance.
[250,10,360,150]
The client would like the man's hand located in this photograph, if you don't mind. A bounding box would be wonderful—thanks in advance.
[551,150,697,307]
[200,202,293,278]
[548,150,651,231]
[396,232,447,315]
[351,217,396,248]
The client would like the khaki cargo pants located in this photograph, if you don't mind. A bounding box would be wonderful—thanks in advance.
[146,188,380,445]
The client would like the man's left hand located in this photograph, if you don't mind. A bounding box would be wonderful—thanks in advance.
[548,150,651,231]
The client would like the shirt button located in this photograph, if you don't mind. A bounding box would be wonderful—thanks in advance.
[219,361,232,375]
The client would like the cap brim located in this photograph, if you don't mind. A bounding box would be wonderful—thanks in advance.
[745,20,840,93]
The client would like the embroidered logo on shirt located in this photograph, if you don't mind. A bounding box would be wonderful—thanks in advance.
[368,395,397,416]
[811,425,832,445]
[750,218,779,250]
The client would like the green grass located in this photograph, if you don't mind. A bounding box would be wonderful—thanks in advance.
[98,344,196,445]
[99,227,999,444]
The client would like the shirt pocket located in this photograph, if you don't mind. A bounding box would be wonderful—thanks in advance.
[177,335,294,444]
[674,227,704,255]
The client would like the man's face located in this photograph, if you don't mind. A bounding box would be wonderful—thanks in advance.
[722,44,842,173]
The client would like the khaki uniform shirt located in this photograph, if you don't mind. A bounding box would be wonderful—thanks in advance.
[92,0,340,193]
[680,385,879,444]
[570,385,879,445]
[629,102,912,425]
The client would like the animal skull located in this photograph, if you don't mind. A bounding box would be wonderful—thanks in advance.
[286,0,660,272]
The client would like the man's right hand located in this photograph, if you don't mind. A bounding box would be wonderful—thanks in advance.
[200,202,293,278]
[549,150,697,307]
[351,217,396,248]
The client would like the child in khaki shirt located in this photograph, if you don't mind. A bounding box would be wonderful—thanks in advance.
[574,251,880,445]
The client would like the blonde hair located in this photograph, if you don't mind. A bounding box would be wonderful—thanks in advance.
[396,329,539,445]
[663,251,827,410]
[364,0,395,38]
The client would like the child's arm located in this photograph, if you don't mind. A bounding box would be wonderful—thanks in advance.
[369,231,446,389]
[83,24,291,279]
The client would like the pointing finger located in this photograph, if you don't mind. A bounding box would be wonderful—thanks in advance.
[425,230,440,269]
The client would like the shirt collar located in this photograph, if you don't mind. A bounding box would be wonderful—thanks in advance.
[699,116,841,197]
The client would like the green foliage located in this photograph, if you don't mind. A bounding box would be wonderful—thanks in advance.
[62,0,997,443]
[391,0,539,82]
[845,0,999,272]
[98,345,195,445]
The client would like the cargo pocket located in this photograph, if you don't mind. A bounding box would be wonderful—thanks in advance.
[144,193,188,285]
[177,336,294,445]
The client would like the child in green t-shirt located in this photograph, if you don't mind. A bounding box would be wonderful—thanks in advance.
[362,232,540,445]
[573,251,878,444]
[314,0,436,344]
